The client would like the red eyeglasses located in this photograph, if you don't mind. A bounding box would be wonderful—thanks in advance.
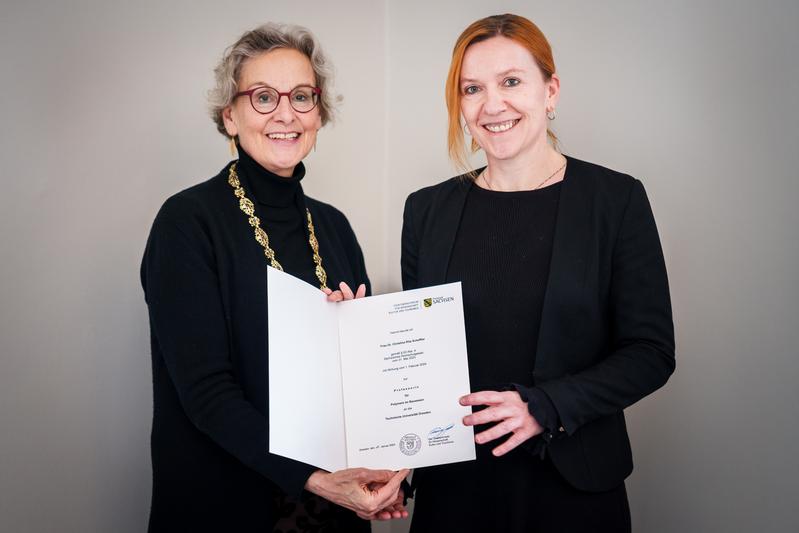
[234,85,321,114]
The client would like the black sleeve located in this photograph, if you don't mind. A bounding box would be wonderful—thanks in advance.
[142,195,316,497]
[511,384,563,457]
[536,180,675,434]
[401,193,419,290]
[512,384,560,431]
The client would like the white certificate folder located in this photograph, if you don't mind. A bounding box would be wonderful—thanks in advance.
[268,266,475,472]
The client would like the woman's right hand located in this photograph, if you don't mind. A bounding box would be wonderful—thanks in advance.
[304,468,410,520]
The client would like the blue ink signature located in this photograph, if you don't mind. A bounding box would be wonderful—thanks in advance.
[428,424,455,438]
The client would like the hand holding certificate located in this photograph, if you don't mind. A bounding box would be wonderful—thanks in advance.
[268,267,475,472]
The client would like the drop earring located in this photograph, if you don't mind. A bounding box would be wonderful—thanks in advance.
[546,109,556,120]
[229,136,237,157]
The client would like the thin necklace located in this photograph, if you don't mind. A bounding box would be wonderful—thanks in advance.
[227,162,328,290]
[482,158,567,191]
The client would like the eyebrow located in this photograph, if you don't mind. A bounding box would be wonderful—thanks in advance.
[460,69,524,84]
[245,81,314,90]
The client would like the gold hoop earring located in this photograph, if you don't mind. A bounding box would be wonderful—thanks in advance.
[546,109,556,120]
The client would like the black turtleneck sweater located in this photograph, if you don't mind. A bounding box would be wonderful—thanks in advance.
[236,148,318,286]
[141,148,370,532]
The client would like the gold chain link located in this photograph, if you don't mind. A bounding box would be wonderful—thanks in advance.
[227,162,328,289]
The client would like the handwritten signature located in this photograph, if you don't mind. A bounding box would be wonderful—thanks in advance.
[428,424,455,438]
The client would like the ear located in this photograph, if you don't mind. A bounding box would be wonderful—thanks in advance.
[546,73,561,110]
[222,105,239,137]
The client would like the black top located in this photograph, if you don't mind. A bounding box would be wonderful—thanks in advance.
[447,182,561,388]
[140,149,370,532]
[237,146,317,285]
[407,181,564,532]
[446,182,561,437]
[401,156,674,495]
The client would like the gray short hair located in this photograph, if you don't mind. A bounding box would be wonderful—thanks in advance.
[209,23,338,137]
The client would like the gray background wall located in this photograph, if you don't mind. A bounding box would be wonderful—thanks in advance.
[1,1,796,532]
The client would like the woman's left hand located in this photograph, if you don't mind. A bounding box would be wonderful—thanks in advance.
[323,281,366,302]
[460,390,544,456]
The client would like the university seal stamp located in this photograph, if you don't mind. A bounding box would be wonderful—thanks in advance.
[399,433,422,456]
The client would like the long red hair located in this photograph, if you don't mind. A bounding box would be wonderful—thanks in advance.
[445,14,558,171]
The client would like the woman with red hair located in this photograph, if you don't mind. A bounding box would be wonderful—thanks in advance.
[401,14,674,532]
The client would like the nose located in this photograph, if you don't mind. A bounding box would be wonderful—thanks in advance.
[482,87,507,115]
[272,94,296,122]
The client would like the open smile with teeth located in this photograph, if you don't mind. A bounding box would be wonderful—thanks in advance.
[483,119,519,133]
[267,132,300,140]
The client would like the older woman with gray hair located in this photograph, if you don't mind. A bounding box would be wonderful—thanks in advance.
[141,23,407,532]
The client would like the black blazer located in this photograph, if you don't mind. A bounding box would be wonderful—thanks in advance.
[141,162,370,531]
[401,156,675,492]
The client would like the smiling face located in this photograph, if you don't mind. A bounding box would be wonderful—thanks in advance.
[222,48,321,177]
[459,36,559,165]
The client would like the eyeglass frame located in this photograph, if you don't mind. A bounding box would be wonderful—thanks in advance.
[233,85,322,114]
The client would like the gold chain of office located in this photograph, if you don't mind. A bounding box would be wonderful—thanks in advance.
[227,162,328,290]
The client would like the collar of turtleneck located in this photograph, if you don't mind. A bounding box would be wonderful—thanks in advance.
[236,145,306,208]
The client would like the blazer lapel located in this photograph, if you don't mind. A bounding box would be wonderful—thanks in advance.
[418,178,473,287]
[535,157,594,379]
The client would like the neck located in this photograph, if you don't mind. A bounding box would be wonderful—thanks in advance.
[483,143,564,191]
